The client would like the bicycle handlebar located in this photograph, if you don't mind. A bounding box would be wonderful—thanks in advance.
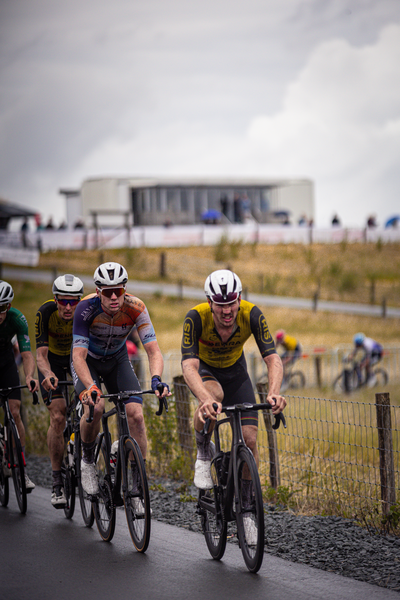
[0,382,38,406]
[202,401,286,435]
[98,384,169,417]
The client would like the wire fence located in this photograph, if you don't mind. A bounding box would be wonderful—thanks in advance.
[145,377,399,522]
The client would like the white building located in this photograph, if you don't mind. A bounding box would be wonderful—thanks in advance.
[60,176,314,229]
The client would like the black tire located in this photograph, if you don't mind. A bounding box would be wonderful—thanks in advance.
[235,446,265,573]
[288,370,306,389]
[76,435,94,527]
[8,421,27,514]
[198,452,227,560]
[373,368,388,387]
[121,437,151,553]
[93,439,116,542]
[0,436,9,507]
[61,444,76,519]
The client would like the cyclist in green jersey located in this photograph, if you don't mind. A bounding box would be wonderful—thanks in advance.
[181,270,286,491]
[35,274,84,507]
[0,281,39,491]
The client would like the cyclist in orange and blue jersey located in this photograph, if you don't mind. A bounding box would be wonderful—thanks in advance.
[0,280,39,491]
[72,262,171,497]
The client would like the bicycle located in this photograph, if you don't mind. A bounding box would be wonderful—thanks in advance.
[259,366,305,393]
[197,401,286,573]
[89,385,168,552]
[0,382,39,514]
[332,358,388,393]
[47,377,94,526]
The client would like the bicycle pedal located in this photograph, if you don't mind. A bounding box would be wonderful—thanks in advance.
[53,502,67,509]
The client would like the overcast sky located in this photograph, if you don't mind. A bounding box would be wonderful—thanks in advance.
[1,0,399,228]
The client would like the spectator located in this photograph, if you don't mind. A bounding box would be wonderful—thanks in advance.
[331,214,341,226]
[45,217,55,230]
[367,215,377,228]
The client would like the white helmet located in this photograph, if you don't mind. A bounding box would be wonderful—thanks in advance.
[204,270,242,304]
[52,274,84,297]
[0,280,14,304]
[94,262,128,287]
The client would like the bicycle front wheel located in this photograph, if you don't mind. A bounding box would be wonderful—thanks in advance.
[121,437,151,553]
[76,434,94,527]
[288,371,306,389]
[373,368,388,387]
[0,436,9,507]
[235,447,265,573]
[93,438,116,542]
[333,369,358,393]
[7,421,27,514]
[61,444,76,519]
[199,455,227,560]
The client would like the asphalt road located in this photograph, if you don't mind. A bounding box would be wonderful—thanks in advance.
[3,266,400,318]
[1,486,398,600]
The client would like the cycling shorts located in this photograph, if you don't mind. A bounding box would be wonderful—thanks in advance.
[198,353,258,427]
[369,349,382,366]
[72,346,142,404]
[38,353,71,405]
[0,355,21,401]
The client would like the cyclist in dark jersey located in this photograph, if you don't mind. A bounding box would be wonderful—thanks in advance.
[181,270,286,491]
[72,262,171,498]
[35,274,84,508]
[0,280,39,491]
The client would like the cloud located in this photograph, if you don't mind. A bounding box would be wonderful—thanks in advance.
[244,23,400,225]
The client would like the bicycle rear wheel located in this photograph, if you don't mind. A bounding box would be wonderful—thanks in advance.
[288,371,306,389]
[235,447,265,573]
[61,442,76,519]
[7,421,27,514]
[121,437,150,553]
[0,433,9,507]
[76,434,94,527]
[198,454,227,560]
[93,437,116,542]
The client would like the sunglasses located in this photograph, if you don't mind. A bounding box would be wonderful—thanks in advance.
[211,292,239,305]
[57,297,80,307]
[0,304,9,313]
[99,287,125,298]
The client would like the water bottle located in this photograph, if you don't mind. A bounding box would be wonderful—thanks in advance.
[110,440,118,469]
[68,432,75,466]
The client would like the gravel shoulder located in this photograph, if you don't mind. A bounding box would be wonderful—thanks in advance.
[27,454,400,592]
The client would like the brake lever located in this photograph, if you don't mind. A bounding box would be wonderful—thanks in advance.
[155,382,168,415]
[30,380,39,405]
[86,390,98,423]
[272,412,287,430]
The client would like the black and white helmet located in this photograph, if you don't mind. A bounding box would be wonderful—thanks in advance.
[52,274,84,297]
[0,280,14,304]
[204,270,242,304]
[94,262,128,287]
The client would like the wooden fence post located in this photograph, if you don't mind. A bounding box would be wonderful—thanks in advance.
[256,381,280,489]
[375,392,396,515]
[173,375,195,467]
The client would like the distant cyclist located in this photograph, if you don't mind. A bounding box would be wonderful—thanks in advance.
[35,274,84,508]
[349,333,383,386]
[0,280,39,491]
[275,330,302,373]
[72,262,171,500]
[181,270,286,497]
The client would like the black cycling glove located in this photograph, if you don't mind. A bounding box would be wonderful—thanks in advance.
[151,375,170,395]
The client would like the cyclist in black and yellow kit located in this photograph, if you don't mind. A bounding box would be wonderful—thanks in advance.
[181,270,286,495]
[35,274,84,507]
[0,281,39,491]
[275,330,302,372]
